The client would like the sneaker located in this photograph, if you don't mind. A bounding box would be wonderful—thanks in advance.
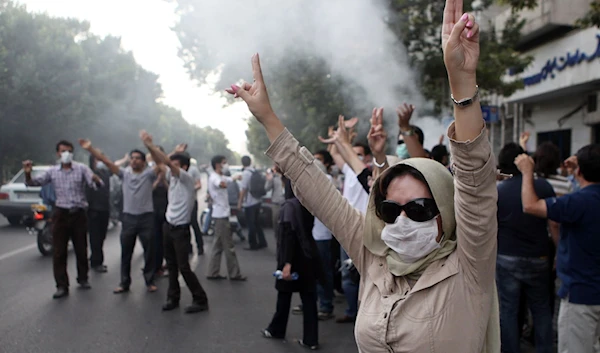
[292,305,303,315]
[317,312,334,321]
[185,301,209,314]
[298,339,319,350]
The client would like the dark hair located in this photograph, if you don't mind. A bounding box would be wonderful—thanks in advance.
[413,126,425,146]
[576,144,600,182]
[314,150,334,168]
[431,145,449,165]
[498,143,525,175]
[56,140,74,152]
[534,142,561,178]
[211,155,227,170]
[372,164,434,220]
[283,176,295,200]
[352,142,372,156]
[241,155,252,167]
[170,153,190,169]
[130,149,146,161]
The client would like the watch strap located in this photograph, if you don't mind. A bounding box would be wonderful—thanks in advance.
[451,85,479,107]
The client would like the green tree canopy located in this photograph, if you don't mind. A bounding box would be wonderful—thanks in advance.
[0,0,235,180]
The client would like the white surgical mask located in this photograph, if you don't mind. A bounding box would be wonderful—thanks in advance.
[358,155,364,161]
[60,151,73,164]
[96,161,107,170]
[148,161,156,167]
[222,163,230,173]
[381,215,441,263]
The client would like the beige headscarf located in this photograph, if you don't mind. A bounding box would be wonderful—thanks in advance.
[363,157,500,353]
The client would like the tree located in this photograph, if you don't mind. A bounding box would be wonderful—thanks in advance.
[0,1,234,180]
[170,0,535,156]
[578,0,600,27]
[389,0,533,112]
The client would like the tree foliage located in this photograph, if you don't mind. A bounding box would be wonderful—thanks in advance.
[578,0,600,27]
[171,0,534,156]
[390,0,533,111]
[0,1,234,181]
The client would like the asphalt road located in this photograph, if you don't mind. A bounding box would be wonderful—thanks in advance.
[0,215,358,353]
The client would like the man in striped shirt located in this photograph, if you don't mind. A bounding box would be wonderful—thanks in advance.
[24,140,103,299]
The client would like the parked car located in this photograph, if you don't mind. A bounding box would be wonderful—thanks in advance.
[0,166,51,225]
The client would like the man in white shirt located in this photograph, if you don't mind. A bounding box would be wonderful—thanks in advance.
[206,155,246,281]
[141,131,208,314]
[313,159,336,320]
[331,142,371,323]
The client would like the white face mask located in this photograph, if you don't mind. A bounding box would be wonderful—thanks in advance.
[60,151,73,164]
[96,161,108,170]
[222,163,230,173]
[381,215,441,263]
[358,155,364,161]
[148,161,156,168]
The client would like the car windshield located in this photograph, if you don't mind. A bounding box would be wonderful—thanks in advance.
[12,169,47,184]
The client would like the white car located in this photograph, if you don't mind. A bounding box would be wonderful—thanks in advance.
[0,166,51,225]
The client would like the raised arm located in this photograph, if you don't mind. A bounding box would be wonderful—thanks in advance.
[78,139,120,175]
[227,54,365,269]
[114,153,130,168]
[23,160,51,186]
[515,154,548,218]
[368,107,389,180]
[319,115,366,175]
[140,131,180,177]
[442,0,497,282]
[397,103,428,158]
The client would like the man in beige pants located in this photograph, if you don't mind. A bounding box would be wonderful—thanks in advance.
[206,155,246,281]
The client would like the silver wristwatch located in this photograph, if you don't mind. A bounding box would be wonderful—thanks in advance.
[451,85,479,107]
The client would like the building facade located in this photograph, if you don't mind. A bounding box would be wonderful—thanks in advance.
[490,0,600,159]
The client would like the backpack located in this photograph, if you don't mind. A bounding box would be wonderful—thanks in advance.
[249,169,266,199]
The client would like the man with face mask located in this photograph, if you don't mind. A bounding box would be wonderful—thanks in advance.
[140,130,209,313]
[396,103,428,160]
[86,152,112,273]
[23,140,103,299]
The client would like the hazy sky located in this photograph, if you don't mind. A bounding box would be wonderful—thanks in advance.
[18,0,250,154]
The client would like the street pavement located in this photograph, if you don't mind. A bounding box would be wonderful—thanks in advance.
[0,216,541,353]
[0,215,358,353]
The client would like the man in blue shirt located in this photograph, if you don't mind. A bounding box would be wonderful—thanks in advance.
[516,144,600,353]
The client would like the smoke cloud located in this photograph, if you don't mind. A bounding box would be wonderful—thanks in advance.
[178,0,446,150]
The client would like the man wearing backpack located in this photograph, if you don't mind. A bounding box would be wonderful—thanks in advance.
[238,156,267,250]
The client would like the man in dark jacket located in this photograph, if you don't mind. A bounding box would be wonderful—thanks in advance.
[87,154,112,273]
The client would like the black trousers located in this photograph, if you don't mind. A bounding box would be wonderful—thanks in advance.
[244,203,267,248]
[52,208,88,288]
[88,209,109,267]
[267,290,318,346]
[119,213,155,288]
[190,201,203,250]
[163,223,208,304]
[154,210,166,272]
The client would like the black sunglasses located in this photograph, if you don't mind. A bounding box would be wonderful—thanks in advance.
[379,198,439,224]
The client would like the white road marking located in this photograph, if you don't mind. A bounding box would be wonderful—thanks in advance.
[0,243,37,261]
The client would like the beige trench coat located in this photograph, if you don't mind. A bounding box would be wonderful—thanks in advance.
[266,124,498,353]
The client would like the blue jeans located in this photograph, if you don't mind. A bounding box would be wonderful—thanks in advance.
[201,205,212,235]
[496,254,554,353]
[341,248,358,318]
[316,240,334,313]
